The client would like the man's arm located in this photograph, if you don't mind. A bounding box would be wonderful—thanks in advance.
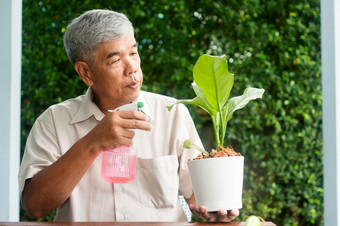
[186,193,239,222]
[22,110,151,219]
[22,135,99,218]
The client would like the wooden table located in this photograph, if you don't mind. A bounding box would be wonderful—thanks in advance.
[0,222,276,225]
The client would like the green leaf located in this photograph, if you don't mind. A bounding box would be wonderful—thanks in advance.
[166,96,215,116]
[183,139,209,155]
[193,55,234,111]
[192,83,216,114]
[224,87,265,123]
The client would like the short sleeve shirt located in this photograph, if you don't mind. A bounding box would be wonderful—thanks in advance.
[18,87,202,222]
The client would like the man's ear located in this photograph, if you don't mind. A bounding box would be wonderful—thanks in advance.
[75,61,93,86]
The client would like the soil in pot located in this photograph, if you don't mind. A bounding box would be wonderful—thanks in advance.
[192,145,242,160]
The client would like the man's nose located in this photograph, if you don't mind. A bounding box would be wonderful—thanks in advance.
[124,58,138,76]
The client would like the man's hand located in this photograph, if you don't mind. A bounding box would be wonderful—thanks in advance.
[186,193,239,222]
[189,204,239,222]
[85,110,152,152]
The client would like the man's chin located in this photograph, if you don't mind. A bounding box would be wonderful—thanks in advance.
[127,89,140,102]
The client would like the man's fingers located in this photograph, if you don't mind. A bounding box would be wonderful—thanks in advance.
[119,119,151,131]
[189,204,200,218]
[130,119,152,130]
[118,110,149,121]
[189,205,216,221]
[216,210,231,222]
[227,209,239,220]
[216,209,239,222]
[190,205,240,223]
[229,209,240,217]
[115,111,152,131]
[199,206,211,219]
[216,209,228,222]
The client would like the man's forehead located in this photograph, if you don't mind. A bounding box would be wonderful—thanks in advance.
[105,42,138,59]
[99,35,136,47]
[95,37,137,57]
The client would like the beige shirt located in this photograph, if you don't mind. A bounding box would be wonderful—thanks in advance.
[18,87,202,222]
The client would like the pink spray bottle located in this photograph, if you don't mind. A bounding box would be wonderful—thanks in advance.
[101,102,144,183]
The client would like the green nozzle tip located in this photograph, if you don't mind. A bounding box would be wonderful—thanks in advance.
[137,102,144,108]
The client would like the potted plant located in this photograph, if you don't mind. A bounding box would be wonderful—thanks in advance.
[167,54,264,211]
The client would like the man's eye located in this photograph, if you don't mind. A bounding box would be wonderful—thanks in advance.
[111,59,120,64]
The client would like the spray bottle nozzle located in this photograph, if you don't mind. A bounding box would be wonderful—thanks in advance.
[137,102,144,109]
[108,102,144,112]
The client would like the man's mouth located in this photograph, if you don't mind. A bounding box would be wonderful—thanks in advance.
[127,81,140,89]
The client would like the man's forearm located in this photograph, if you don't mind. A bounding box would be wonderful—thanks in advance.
[22,136,100,219]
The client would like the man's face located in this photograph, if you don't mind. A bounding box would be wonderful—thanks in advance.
[87,34,143,110]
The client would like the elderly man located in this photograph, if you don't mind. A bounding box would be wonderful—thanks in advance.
[19,9,239,222]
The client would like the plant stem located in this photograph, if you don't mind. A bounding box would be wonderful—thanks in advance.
[219,109,225,150]
[220,124,226,149]
[212,115,220,151]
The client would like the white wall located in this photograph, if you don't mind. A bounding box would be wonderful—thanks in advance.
[321,0,340,225]
[0,0,22,221]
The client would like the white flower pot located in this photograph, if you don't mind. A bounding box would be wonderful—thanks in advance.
[187,156,244,211]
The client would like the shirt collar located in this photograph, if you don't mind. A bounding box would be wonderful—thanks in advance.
[71,87,104,124]
[71,88,154,124]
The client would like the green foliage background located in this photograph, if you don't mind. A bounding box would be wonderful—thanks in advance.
[21,0,322,225]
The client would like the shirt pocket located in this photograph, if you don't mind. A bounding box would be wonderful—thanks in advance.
[136,155,179,208]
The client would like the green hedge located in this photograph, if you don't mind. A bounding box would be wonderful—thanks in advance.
[21,1,322,225]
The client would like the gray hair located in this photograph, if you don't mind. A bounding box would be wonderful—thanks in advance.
[63,9,134,64]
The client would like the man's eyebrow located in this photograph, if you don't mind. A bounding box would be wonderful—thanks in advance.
[106,43,138,59]
[106,51,119,59]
